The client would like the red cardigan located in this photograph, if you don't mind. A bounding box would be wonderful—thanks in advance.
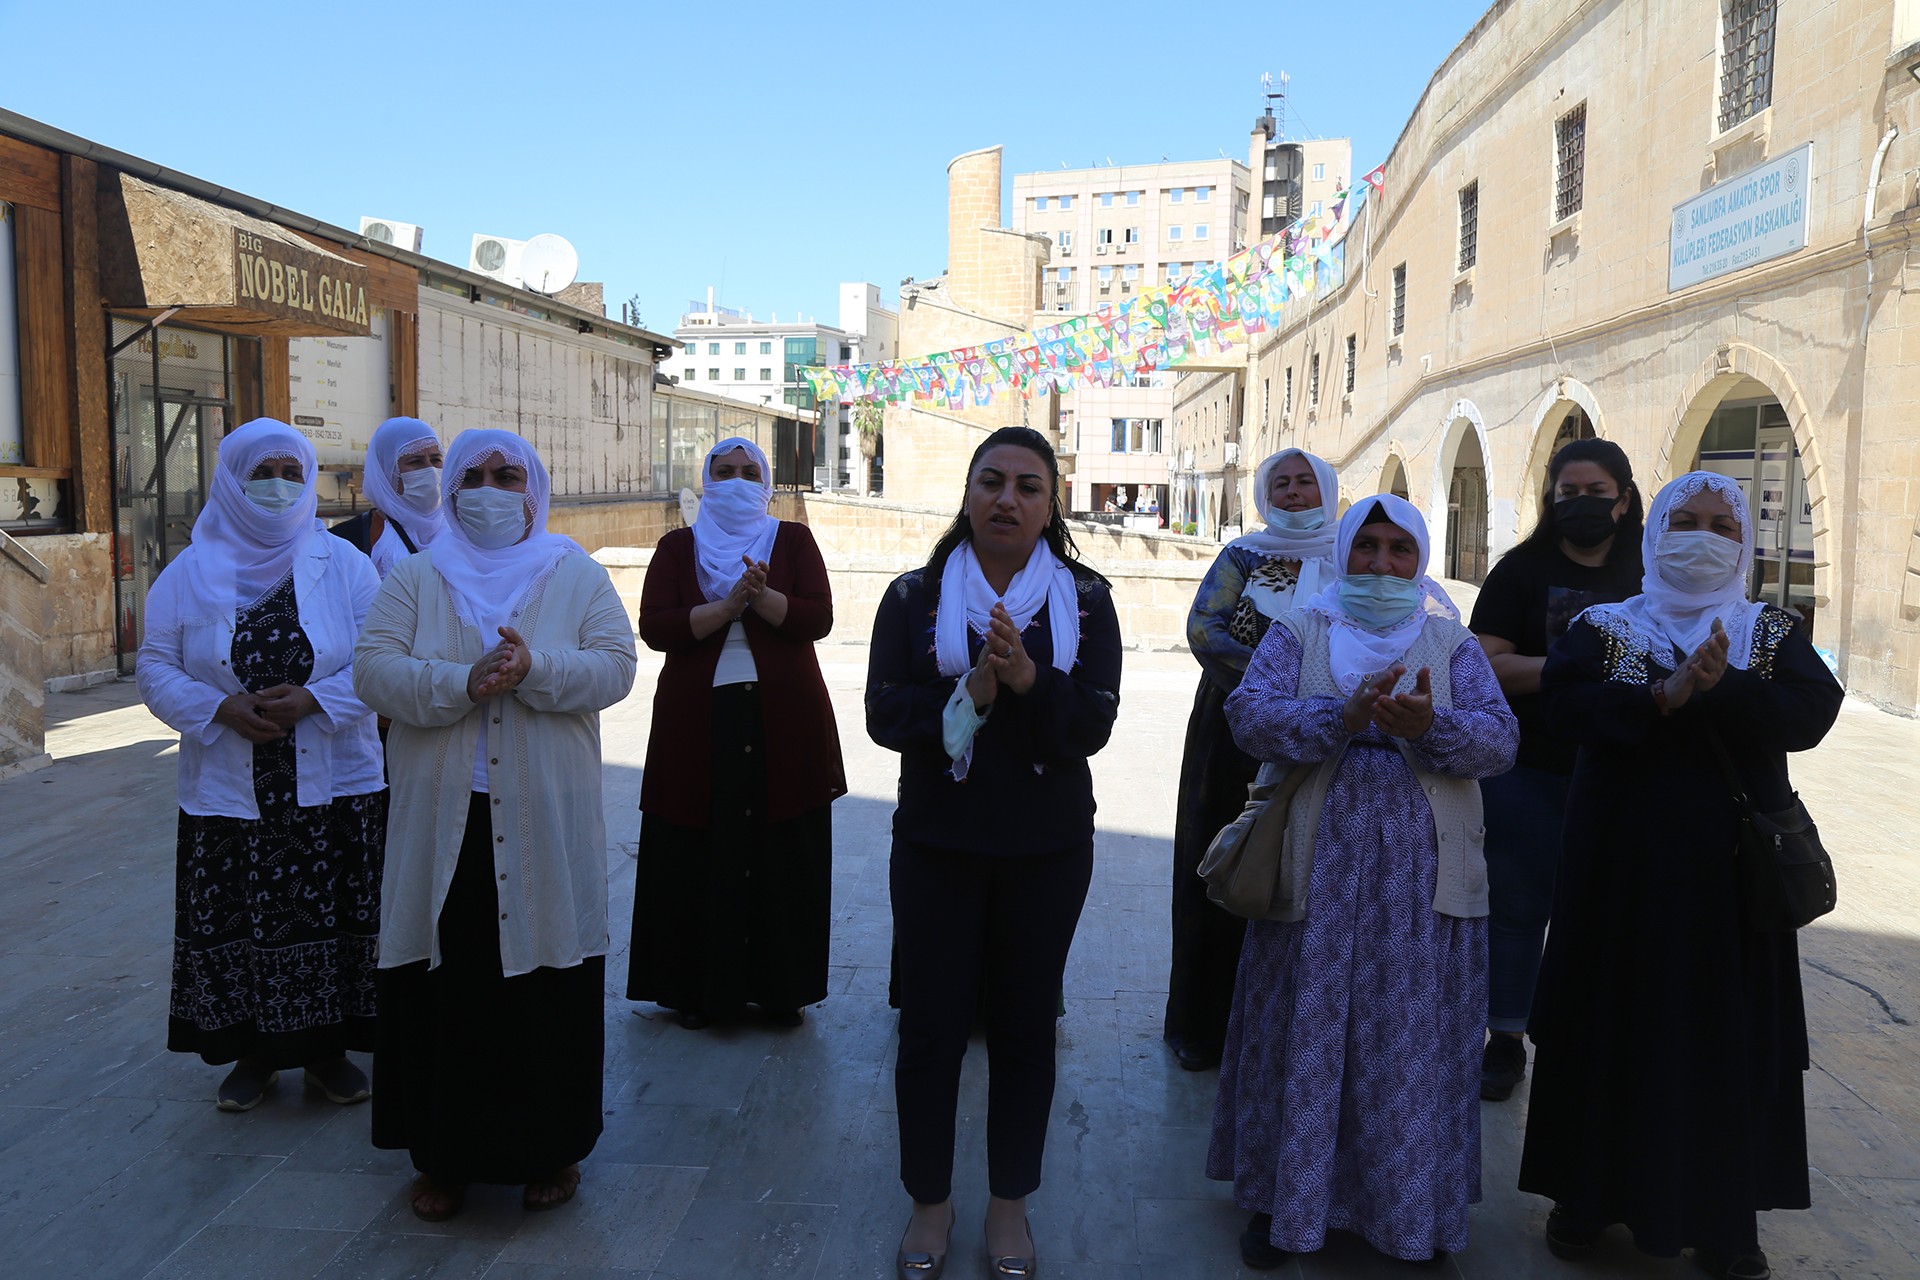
[637,522,846,826]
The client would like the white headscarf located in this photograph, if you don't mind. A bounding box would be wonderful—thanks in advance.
[935,538,1081,680]
[1231,447,1341,615]
[1300,492,1460,692]
[1581,470,1765,670]
[360,416,447,570]
[431,429,582,638]
[691,436,779,602]
[146,418,322,634]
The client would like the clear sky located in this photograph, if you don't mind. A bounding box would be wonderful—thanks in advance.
[3,0,1492,336]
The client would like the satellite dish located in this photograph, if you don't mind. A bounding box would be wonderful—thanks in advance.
[678,487,699,527]
[520,234,580,295]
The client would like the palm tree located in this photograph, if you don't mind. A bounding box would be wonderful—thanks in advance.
[853,401,883,497]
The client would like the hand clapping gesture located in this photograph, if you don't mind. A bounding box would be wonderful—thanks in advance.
[966,602,1038,707]
[1661,616,1731,711]
[468,625,533,702]
[1340,662,1435,739]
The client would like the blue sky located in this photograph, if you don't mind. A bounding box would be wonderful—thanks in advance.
[4,0,1491,335]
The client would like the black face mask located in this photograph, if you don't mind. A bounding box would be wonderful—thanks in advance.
[1553,494,1621,549]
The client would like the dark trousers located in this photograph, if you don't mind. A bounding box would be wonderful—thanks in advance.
[890,839,1093,1203]
[1482,764,1571,1034]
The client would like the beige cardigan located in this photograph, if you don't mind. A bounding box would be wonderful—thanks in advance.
[355,550,637,976]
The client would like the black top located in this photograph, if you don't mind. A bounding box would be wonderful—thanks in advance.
[865,563,1122,857]
[327,510,418,556]
[1468,540,1640,773]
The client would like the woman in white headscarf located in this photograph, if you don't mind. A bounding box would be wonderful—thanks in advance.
[1519,471,1842,1280]
[1212,494,1518,1269]
[355,428,636,1222]
[1165,447,1340,1071]
[628,436,844,1031]
[136,417,385,1114]
[330,416,447,579]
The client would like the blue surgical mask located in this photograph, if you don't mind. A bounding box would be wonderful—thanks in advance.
[243,477,304,515]
[1338,573,1422,629]
[1270,506,1326,532]
[455,485,530,550]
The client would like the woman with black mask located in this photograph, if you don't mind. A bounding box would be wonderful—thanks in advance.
[1467,436,1643,1102]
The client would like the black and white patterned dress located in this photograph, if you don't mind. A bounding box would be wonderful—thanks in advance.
[169,573,384,1066]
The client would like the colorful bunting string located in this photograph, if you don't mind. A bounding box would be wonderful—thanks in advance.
[803,190,1365,409]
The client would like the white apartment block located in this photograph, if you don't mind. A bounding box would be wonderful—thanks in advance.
[663,285,898,490]
[1010,159,1253,517]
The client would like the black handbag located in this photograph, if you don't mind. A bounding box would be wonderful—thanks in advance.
[1704,727,1836,931]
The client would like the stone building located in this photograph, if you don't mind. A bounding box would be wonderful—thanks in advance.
[1172,0,1920,714]
[883,146,1058,510]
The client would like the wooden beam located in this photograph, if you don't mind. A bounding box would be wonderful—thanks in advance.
[389,308,418,418]
[61,155,110,533]
[14,203,72,473]
[261,339,291,423]
[0,135,60,211]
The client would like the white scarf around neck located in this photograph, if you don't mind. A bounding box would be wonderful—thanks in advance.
[1580,470,1764,669]
[432,429,582,638]
[1299,492,1459,692]
[935,539,1080,679]
[692,436,779,602]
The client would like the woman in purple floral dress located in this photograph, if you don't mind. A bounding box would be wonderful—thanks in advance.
[1210,494,1518,1267]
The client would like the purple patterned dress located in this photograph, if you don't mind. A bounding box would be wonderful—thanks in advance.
[1207,625,1517,1261]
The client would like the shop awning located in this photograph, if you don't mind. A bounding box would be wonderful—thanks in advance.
[97,173,373,338]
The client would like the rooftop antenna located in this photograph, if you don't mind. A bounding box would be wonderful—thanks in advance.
[1262,70,1291,142]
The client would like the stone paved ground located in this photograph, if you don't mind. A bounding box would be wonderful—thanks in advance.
[1,640,1915,1279]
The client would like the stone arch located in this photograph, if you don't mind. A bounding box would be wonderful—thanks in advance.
[1517,378,1606,540]
[1660,342,1832,610]
[1430,400,1492,584]
[1379,449,1412,504]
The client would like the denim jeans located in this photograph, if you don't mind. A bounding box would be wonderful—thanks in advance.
[1481,764,1571,1034]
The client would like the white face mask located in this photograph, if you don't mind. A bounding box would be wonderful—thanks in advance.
[455,485,530,550]
[1655,528,1743,593]
[244,477,304,515]
[1270,506,1326,532]
[397,467,443,517]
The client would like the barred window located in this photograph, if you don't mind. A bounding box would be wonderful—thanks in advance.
[1344,335,1357,394]
[1719,0,1778,133]
[1458,181,1479,272]
[1284,367,1293,414]
[1391,265,1407,336]
[1555,103,1587,222]
[1309,354,1321,406]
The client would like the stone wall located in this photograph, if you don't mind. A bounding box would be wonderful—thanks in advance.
[594,492,1217,653]
[1,532,51,777]
[29,533,115,685]
[548,493,806,558]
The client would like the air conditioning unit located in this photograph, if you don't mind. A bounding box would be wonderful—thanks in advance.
[359,217,424,253]
[1096,244,1108,255]
[1224,441,1242,465]
[469,234,527,287]
[1060,245,1072,256]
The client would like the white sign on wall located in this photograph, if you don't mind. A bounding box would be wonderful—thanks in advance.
[286,306,390,467]
[1669,143,1813,292]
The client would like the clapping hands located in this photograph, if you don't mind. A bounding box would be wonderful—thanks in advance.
[1341,662,1435,739]
[468,626,532,702]
[1661,617,1731,711]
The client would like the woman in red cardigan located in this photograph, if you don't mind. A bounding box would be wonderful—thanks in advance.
[627,437,846,1029]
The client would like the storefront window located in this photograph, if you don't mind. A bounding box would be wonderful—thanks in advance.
[0,202,21,469]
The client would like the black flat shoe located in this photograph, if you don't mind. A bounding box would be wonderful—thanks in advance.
[1169,1036,1220,1072]
[1239,1211,1288,1270]
[1693,1247,1770,1280]
[1545,1204,1601,1260]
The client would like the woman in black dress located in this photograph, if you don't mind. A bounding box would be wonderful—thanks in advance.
[136,418,385,1112]
[1520,471,1843,1280]
[867,427,1122,1279]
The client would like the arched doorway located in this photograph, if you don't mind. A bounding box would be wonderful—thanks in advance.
[1692,381,1815,627]
[1381,454,1411,501]
[1446,430,1489,583]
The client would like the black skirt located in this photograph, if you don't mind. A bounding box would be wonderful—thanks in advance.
[371,795,604,1184]
[1162,673,1255,1055]
[627,681,832,1017]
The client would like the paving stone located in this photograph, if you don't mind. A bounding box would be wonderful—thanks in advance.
[494,1162,703,1272]
[143,1224,355,1279]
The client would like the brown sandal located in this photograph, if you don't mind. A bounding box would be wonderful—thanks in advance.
[523,1163,581,1211]
[409,1175,466,1222]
